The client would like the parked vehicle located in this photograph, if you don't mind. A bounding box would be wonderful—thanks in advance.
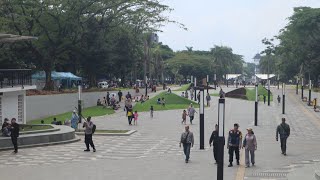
[98,81,109,88]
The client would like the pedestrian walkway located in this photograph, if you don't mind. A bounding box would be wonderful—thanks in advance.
[243,87,320,180]
[0,86,319,180]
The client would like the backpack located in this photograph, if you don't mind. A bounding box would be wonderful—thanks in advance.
[92,124,96,134]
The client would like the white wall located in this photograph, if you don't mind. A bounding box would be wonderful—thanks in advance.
[1,91,25,125]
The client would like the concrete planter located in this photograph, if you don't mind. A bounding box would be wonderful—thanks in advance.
[75,130,136,136]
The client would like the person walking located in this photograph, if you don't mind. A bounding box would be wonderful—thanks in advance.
[106,92,110,106]
[243,128,257,168]
[181,110,187,125]
[127,107,133,125]
[133,111,139,125]
[126,92,132,100]
[83,116,96,152]
[179,125,194,163]
[206,93,211,107]
[197,91,200,104]
[263,95,266,104]
[185,90,189,99]
[10,118,19,153]
[209,124,219,164]
[118,90,123,102]
[187,103,197,124]
[276,118,290,155]
[227,123,242,167]
[277,95,281,105]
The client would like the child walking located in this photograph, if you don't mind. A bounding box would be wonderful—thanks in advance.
[134,111,139,125]
[181,110,187,125]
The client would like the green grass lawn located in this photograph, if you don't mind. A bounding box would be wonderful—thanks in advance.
[173,84,191,91]
[210,93,219,97]
[29,106,115,124]
[134,92,199,112]
[246,85,273,101]
[20,125,53,132]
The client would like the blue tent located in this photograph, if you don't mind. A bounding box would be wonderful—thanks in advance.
[32,71,82,88]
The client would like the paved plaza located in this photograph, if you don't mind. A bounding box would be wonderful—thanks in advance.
[0,86,320,180]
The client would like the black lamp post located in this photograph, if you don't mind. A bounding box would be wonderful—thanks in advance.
[282,83,285,114]
[206,75,209,94]
[308,80,312,106]
[301,78,304,100]
[145,76,148,96]
[217,98,225,180]
[254,83,258,126]
[78,85,82,124]
[296,77,299,95]
[214,74,217,89]
[194,77,197,101]
[199,87,205,150]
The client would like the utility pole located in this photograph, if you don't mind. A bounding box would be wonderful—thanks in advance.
[282,83,285,114]
[199,87,205,150]
[217,98,225,180]
[255,83,258,126]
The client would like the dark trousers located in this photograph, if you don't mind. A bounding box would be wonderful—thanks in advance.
[128,116,133,125]
[229,146,240,163]
[280,137,287,153]
[189,116,194,124]
[11,136,18,152]
[213,145,218,162]
[119,96,121,102]
[85,134,95,150]
[183,143,191,161]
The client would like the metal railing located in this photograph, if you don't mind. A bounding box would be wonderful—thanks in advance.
[0,69,33,89]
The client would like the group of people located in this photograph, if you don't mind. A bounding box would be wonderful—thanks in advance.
[1,118,20,153]
[179,118,290,168]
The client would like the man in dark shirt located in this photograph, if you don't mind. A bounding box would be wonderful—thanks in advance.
[118,90,123,102]
[10,118,20,153]
[276,118,290,155]
[209,124,219,164]
[227,123,242,167]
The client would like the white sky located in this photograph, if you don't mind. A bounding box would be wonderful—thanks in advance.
[159,0,320,62]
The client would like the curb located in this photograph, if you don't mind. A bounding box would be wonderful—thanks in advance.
[20,128,59,135]
[315,170,320,180]
[0,136,81,151]
[75,130,136,136]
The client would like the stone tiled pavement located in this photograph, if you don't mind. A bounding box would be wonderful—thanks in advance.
[0,86,320,180]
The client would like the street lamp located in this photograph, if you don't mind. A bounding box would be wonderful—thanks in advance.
[78,85,82,123]
[282,83,285,114]
[206,75,209,94]
[199,87,205,150]
[267,76,270,106]
[254,83,258,126]
[301,77,304,100]
[217,98,225,180]
[308,80,312,106]
[277,74,280,89]
[214,74,217,89]
[296,76,299,95]
[194,77,197,101]
[145,76,148,96]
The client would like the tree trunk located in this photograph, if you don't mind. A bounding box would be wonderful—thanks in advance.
[43,68,54,91]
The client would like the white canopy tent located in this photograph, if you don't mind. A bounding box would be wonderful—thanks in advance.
[226,74,241,80]
[255,74,276,80]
